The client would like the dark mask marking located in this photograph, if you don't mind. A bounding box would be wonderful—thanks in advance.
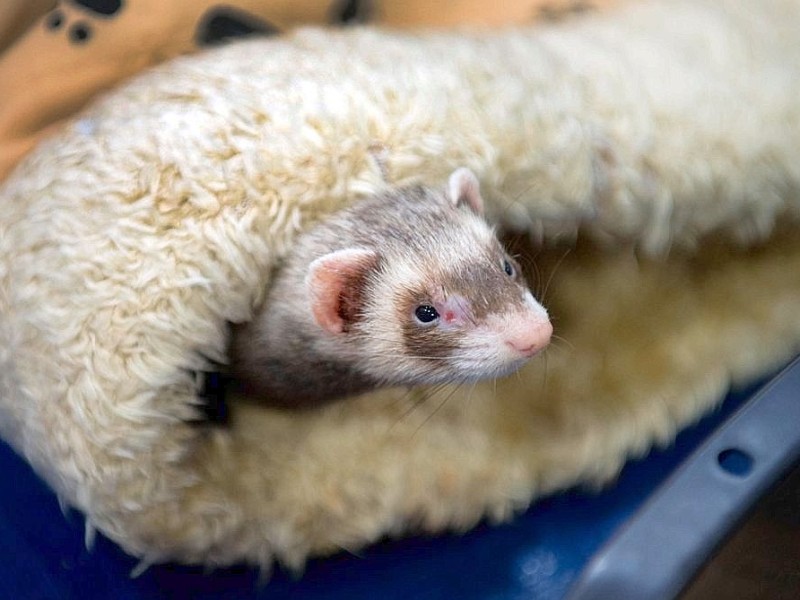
[400,291,460,361]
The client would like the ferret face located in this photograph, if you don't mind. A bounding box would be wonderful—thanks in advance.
[358,231,552,387]
[302,167,551,394]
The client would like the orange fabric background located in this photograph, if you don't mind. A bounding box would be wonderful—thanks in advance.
[0,0,616,182]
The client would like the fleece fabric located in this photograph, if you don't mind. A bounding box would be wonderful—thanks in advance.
[0,0,798,571]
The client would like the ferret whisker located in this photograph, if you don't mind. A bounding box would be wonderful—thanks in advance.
[411,383,463,438]
[394,382,458,429]
[389,388,433,431]
[551,333,575,352]
[465,380,479,411]
[513,249,536,273]
[419,382,448,398]
[509,248,542,297]
[386,385,421,411]
[541,349,550,394]
[429,382,458,402]
[535,260,545,301]
[542,247,571,303]
[334,542,366,559]
[411,381,450,406]
[532,260,544,298]
[514,252,544,298]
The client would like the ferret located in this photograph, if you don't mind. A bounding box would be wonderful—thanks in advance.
[230,168,552,408]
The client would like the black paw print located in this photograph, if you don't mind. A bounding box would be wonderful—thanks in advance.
[196,6,279,47]
[331,0,373,25]
[44,0,124,46]
[196,1,374,48]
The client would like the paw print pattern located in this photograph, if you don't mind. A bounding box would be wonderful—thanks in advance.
[44,0,124,45]
[195,6,279,47]
[195,0,374,47]
[331,0,373,25]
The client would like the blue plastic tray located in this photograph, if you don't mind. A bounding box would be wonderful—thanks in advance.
[0,359,793,600]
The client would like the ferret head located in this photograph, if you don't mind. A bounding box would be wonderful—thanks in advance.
[305,168,552,389]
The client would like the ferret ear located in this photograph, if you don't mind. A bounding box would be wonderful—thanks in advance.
[446,167,484,215]
[306,248,379,334]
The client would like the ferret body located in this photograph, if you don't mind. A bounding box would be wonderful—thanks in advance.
[230,168,552,407]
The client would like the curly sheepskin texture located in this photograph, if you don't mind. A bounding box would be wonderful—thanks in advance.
[1,0,799,571]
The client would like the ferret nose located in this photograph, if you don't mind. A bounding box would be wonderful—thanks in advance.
[505,319,553,357]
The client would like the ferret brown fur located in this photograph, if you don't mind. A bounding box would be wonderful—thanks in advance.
[230,169,552,407]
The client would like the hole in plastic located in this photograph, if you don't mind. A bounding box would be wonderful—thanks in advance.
[717,448,753,477]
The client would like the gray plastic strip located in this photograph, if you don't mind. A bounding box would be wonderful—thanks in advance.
[567,356,800,600]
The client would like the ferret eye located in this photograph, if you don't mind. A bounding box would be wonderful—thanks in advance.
[414,304,440,324]
[503,259,515,277]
